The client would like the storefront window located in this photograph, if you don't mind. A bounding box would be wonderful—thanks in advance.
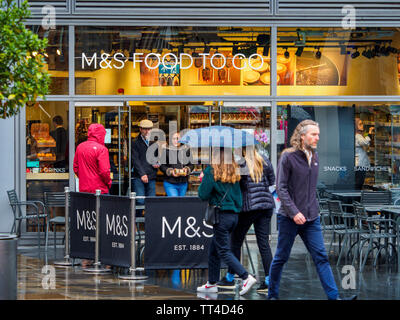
[277,28,400,96]
[26,101,69,205]
[30,26,69,95]
[277,102,400,193]
[75,27,271,96]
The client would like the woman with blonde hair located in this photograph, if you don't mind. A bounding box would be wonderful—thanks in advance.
[217,145,275,293]
[197,147,257,296]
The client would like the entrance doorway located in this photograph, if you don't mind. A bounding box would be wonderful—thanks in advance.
[74,101,271,197]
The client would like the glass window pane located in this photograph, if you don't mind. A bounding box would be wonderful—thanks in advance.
[277,28,400,96]
[75,26,270,96]
[30,26,69,95]
[277,102,400,191]
[26,101,69,232]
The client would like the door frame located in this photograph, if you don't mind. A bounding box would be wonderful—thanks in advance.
[73,101,129,196]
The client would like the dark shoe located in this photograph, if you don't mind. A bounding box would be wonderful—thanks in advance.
[337,295,357,300]
[256,282,269,293]
[216,277,235,289]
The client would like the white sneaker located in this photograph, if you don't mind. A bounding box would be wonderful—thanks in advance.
[197,282,218,293]
[197,292,218,300]
[239,275,257,296]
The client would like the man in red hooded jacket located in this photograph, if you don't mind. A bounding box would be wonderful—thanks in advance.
[73,123,112,194]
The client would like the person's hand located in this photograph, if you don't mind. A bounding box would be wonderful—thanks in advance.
[153,164,160,169]
[369,127,374,135]
[293,212,306,225]
[141,175,149,183]
[183,167,189,176]
[172,169,179,177]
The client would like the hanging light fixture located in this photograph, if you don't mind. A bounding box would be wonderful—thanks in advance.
[315,47,321,59]
[284,47,290,59]
[295,46,304,57]
[351,48,360,59]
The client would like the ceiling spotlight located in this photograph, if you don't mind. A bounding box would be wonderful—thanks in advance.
[351,49,360,59]
[373,45,381,57]
[295,46,304,57]
[232,46,239,55]
[284,47,290,59]
[362,48,372,59]
[315,47,321,59]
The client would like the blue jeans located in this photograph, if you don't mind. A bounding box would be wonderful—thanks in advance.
[268,214,339,300]
[132,178,156,216]
[208,211,248,284]
[163,181,188,197]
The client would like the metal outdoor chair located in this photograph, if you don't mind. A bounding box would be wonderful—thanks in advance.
[7,189,49,252]
[317,192,331,236]
[328,201,368,266]
[44,192,67,255]
[354,203,399,272]
[326,200,347,256]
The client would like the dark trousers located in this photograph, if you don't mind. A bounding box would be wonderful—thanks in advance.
[268,214,339,300]
[208,211,249,284]
[355,170,366,190]
[229,209,273,277]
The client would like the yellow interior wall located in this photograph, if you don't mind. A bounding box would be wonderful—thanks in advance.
[75,60,271,96]
[47,52,400,97]
[26,101,69,133]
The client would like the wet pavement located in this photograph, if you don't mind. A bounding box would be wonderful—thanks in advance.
[16,234,400,300]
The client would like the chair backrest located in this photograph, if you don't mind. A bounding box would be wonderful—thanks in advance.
[327,200,343,217]
[361,190,391,205]
[7,189,21,216]
[44,192,66,208]
[353,203,369,231]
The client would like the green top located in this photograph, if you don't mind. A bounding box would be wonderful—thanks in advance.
[198,166,242,213]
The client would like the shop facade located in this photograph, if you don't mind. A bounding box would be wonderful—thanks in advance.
[4,0,400,235]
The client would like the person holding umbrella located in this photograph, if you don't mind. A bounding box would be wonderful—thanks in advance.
[196,147,257,296]
[217,145,275,293]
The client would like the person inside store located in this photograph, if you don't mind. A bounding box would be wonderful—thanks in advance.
[197,147,257,296]
[73,123,112,268]
[160,132,194,197]
[131,119,160,216]
[355,117,374,190]
[267,120,356,300]
[50,115,68,169]
[217,145,275,294]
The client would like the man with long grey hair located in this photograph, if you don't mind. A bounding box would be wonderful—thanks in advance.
[267,120,357,300]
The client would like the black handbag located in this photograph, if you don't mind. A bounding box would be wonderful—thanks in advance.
[204,186,231,226]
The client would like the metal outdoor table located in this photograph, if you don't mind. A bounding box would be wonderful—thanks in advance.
[364,205,400,272]
[330,192,362,203]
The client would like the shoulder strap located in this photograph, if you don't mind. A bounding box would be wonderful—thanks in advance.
[217,184,232,207]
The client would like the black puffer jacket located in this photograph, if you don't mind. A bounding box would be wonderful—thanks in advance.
[240,156,276,212]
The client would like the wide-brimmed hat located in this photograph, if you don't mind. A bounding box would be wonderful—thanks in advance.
[139,119,153,129]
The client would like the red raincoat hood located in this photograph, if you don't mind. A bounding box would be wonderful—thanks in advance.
[87,123,106,145]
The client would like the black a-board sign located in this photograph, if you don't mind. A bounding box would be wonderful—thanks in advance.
[144,197,213,269]
[69,192,96,260]
[99,195,131,267]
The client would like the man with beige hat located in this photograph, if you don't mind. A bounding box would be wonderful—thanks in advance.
[131,119,160,215]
